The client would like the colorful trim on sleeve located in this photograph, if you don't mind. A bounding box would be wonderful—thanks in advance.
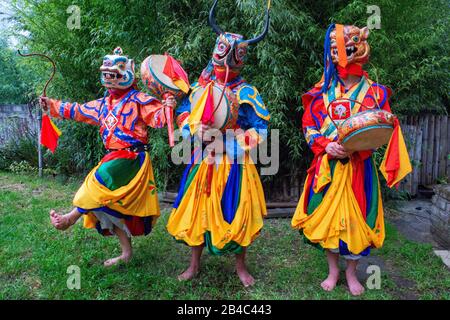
[237,85,270,121]
[132,91,158,105]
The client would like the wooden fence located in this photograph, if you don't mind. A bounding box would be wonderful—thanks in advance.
[0,104,36,146]
[401,115,449,196]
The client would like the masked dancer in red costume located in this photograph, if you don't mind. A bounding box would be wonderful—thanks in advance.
[291,24,411,295]
[41,47,176,266]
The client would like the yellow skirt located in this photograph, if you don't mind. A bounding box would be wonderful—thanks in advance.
[73,152,160,233]
[167,154,267,253]
[291,159,385,254]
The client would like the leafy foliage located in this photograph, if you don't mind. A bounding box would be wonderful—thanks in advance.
[2,0,449,190]
[0,37,34,104]
[8,160,37,174]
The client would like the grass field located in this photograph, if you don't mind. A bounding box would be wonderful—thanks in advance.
[0,171,449,300]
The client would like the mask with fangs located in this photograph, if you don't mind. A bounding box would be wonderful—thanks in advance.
[100,47,135,90]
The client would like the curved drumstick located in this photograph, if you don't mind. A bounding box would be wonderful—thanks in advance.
[17,50,56,99]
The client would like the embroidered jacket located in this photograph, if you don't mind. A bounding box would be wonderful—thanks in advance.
[49,89,166,150]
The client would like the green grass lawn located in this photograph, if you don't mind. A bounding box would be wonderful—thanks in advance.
[0,171,449,300]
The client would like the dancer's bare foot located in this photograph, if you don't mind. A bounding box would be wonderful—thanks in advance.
[49,209,80,230]
[321,250,340,292]
[178,245,204,281]
[236,264,255,288]
[345,260,365,296]
[178,265,200,281]
[104,253,132,267]
[236,248,255,288]
[345,270,365,296]
[104,226,133,267]
[321,271,339,291]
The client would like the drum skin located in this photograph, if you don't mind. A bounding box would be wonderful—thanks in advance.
[338,109,395,152]
[140,55,185,100]
[190,84,239,131]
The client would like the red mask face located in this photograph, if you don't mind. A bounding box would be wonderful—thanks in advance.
[330,25,370,66]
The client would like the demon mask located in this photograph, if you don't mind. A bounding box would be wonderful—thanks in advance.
[100,47,135,90]
[329,25,370,66]
[208,0,270,70]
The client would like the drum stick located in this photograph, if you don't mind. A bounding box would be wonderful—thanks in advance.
[162,92,175,147]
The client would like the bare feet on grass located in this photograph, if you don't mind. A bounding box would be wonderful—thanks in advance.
[49,209,81,230]
[178,265,200,281]
[345,268,365,296]
[321,270,339,291]
[346,260,365,296]
[104,253,132,267]
[236,248,255,288]
[236,264,255,288]
[321,250,340,292]
[178,245,203,281]
[104,226,133,267]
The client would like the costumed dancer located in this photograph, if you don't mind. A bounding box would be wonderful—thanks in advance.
[291,24,412,295]
[41,47,176,266]
[166,0,271,287]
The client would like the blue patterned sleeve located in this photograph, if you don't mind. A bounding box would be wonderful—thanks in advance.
[175,96,192,139]
[225,103,269,158]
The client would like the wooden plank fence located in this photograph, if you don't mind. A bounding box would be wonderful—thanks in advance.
[401,115,450,195]
[0,104,36,146]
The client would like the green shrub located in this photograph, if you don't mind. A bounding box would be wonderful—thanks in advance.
[8,160,37,174]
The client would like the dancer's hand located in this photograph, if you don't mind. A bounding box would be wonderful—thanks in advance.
[325,142,349,159]
[39,96,50,111]
[162,95,177,109]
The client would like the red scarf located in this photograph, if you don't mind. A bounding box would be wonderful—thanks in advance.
[107,87,132,99]
[336,63,368,79]
[213,66,240,84]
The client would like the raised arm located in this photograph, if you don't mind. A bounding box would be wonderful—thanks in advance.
[40,96,101,126]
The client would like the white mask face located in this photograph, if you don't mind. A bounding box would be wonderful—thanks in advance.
[100,47,135,89]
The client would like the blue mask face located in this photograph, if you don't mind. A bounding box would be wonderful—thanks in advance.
[100,47,135,90]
